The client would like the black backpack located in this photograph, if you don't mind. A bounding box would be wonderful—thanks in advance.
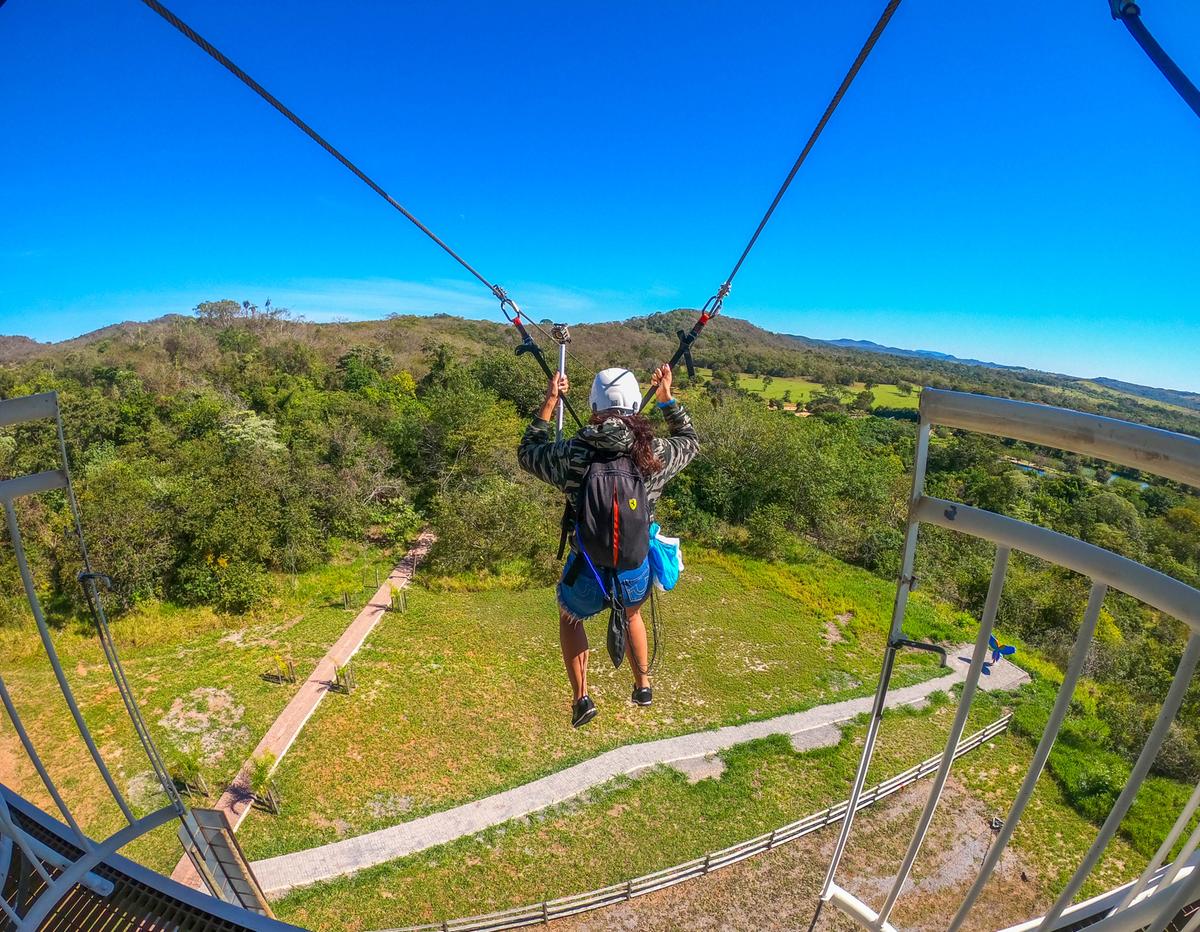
[575,454,650,572]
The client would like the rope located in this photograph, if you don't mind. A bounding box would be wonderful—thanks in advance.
[1112,4,1200,120]
[718,0,904,300]
[629,583,661,677]
[137,0,512,306]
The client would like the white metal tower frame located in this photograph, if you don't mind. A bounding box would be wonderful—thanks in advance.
[0,391,232,930]
[819,388,1200,932]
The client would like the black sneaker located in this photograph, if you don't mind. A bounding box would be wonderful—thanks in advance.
[631,686,653,707]
[571,695,597,728]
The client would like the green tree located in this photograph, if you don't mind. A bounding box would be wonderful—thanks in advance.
[194,299,241,324]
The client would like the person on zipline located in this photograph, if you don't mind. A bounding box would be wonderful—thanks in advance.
[519,364,699,728]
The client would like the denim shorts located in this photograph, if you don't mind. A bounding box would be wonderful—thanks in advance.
[558,552,651,622]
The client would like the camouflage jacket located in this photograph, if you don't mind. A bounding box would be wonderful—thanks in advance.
[517,402,700,519]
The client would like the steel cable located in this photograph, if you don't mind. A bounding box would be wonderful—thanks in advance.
[1113,3,1200,120]
[645,0,906,414]
[719,0,904,299]
[137,0,511,305]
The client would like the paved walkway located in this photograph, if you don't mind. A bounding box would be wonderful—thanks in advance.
[171,531,435,888]
[250,650,1028,897]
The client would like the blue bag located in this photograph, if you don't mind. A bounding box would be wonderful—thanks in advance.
[647,522,684,591]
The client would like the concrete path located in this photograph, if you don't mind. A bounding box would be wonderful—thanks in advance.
[251,649,1028,897]
[171,531,435,888]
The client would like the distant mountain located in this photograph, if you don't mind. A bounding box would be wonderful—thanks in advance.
[812,338,1021,371]
[1091,377,1200,413]
[0,335,45,363]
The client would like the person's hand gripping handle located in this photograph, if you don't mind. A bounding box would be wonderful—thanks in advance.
[538,372,570,422]
[651,364,673,405]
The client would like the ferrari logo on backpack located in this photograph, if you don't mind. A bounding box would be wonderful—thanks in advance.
[629,498,638,510]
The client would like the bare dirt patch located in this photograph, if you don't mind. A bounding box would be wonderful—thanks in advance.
[668,755,726,784]
[158,686,250,765]
[554,778,1045,932]
[367,792,414,820]
[311,813,353,838]
[125,770,166,810]
[220,627,279,649]
[825,610,853,646]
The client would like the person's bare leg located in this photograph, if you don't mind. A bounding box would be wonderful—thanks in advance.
[560,611,589,702]
[625,607,651,690]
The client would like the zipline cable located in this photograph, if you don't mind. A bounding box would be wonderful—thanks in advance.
[137,0,500,301]
[136,0,583,427]
[722,0,904,292]
[1110,2,1200,120]
[642,0,904,410]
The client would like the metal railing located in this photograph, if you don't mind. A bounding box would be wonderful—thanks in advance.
[819,389,1200,932]
[1,785,302,930]
[375,716,1012,932]
[0,391,269,927]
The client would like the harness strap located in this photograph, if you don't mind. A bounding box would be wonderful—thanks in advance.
[556,499,574,561]
[575,532,613,599]
[562,547,585,587]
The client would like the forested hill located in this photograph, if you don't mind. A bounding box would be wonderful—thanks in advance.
[2,303,1197,437]
[1091,377,1200,414]
[2,298,1198,792]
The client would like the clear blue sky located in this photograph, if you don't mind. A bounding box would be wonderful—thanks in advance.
[1,1,1197,390]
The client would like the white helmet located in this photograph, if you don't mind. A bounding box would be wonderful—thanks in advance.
[589,368,641,416]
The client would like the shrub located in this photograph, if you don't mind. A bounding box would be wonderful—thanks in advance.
[427,478,557,581]
[213,561,268,613]
[248,750,276,800]
[745,504,792,561]
[1047,740,1126,822]
[852,524,903,574]
[1157,722,1200,783]
[171,748,209,796]
[71,456,175,609]
[173,558,267,614]
[378,499,422,545]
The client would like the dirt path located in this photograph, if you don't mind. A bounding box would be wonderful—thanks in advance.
[250,651,1028,898]
[170,530,435,888]
[551,778,1045,932]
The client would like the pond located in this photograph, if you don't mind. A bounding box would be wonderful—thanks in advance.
[1010,460,1047,477]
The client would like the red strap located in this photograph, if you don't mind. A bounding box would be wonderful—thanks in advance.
[612,492,620,567]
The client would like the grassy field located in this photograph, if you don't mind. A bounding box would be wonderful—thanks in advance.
[725,371,1185,420]
[271,688,1162,931]
[236,546,973,860]
[4,528,1193,932]
[732,374,921,410]
[0,539,400,872]
[1074,380,1196,416]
